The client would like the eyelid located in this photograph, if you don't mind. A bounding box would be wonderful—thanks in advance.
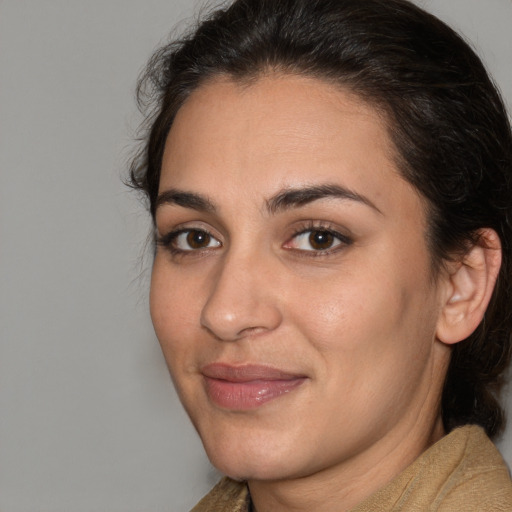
[283,221,353,254]
[155,218,220,242]
[155,219,352,258]
[156,225,222,254]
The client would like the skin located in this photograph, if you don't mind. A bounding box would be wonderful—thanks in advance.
[150,74,460,511]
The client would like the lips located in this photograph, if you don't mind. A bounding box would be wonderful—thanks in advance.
[201,363,307,410]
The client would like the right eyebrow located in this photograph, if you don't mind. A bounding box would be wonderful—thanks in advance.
[155,189,216,213]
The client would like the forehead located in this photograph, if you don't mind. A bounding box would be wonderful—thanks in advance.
[160,74,422,221]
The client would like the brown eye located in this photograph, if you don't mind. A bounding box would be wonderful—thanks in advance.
[170,229,221,252]
[308,230,335,250]
[186,230,212,249]
[284,227,350,253]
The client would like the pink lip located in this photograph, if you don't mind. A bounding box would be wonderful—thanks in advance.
[201,364,307,410]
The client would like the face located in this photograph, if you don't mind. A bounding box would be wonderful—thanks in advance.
[150,75,448,482]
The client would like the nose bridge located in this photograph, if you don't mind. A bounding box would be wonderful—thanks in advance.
[200,245,282,341]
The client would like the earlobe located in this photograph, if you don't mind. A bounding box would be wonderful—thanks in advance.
[436,228,502,345]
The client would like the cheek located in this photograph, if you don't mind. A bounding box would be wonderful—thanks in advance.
[149,261,197,360]
[287,268,392,345]
[288,254,437,370]
[294,273,439,433]
[150,262,173,339]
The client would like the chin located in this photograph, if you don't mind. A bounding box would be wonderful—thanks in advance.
[199,425,303,482]
[210,455,294,482]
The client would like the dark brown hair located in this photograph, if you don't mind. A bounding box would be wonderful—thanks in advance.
[130,0,512,438]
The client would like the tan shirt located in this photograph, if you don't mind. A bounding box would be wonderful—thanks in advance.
[190,425,512,511]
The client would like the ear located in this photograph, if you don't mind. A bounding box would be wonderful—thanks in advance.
[436,228,502,345]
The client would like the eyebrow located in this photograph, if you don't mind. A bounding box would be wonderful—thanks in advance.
[155,183,381,215]
[266,184,382,215]
[155,189,216,213]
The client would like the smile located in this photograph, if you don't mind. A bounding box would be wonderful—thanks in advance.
[201,364,307,410]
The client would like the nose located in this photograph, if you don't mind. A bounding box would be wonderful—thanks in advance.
[200,251,283,341]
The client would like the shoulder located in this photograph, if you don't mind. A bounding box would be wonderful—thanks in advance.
[434,426,512,511]
[353,425,512,512]
[190,477,249,512]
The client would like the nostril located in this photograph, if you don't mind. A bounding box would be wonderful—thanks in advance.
[200,292,283,342]
[200,323,271,342]
[237,325,271,338]
[199,255,283,341]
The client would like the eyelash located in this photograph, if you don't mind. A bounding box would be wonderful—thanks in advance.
[284,221,353,257]
[156,222,353,258]
[156,228,221,257]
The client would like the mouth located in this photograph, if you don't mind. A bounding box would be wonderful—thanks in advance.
[201,363,307,410]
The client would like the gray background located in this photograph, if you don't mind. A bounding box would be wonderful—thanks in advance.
[1,1,511,511]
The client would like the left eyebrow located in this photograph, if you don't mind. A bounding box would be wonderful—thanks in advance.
[266,184,382,215]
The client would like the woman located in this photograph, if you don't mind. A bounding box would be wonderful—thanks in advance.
[130,0,512,510]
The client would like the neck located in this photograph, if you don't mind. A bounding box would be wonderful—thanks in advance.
[248,413,445,512]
